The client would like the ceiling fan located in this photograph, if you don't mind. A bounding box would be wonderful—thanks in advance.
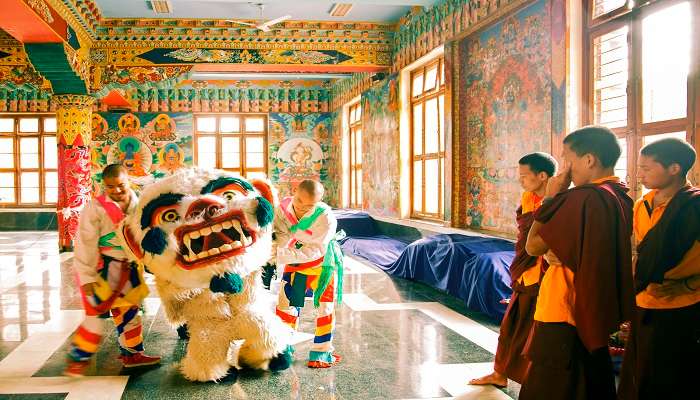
[227,2,291,32]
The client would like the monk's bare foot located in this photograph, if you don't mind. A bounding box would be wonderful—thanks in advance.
[468,371,507,388]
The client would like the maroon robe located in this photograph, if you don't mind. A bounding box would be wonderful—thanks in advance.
[493,206,544,383]
[520,181,634,400]
[618,186,700,400]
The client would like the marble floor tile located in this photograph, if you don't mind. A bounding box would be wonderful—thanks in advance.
[0,232,516,399]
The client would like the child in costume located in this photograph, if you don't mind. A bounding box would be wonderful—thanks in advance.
[274,180,344,368]
[64,164,160,377]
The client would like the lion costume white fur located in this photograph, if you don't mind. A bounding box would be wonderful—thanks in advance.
[119,168,293,382]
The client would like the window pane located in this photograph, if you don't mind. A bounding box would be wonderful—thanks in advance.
[425,159,439,214]
[197,136,216,153]
[0,172,14,187]
[425,98,439,154]
[43,137,57,168]
[592,0,627,19]
[642,131,686,146]
[220,117,240,133]
[20,188,39,203]
[357,172,362,205]
[0,137,12,153]
[44,187,57,203]
[20,137,38,153]
[424,65,438,91]
[0,187,14,203]
[0,118,13,132]
[222,137,240,153]
[246,153,265,168]
[45,172,58,188]
[245,117,265,132]
[0,138,13,168]
[0,154,12,168]
[43,117,57,133]
[593,26,628,129]
[438,95,445,152]
[196,117,216,132]
[413,161,422,213]
[246,171,267,180]
[222,152,240,168]
[245,137,264,153]
[197,137,216,168]
[20,138,39,168]
[355,130,362,164]
[19,118,38,133]
[614,137,627,182]
[642,2,691,123]
[412,73,424,97]
[350,106,357,123]
[413,104,423,155]
[21,172,39,188]
[356,105,362,121]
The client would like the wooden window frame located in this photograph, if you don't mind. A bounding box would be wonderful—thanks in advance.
[193,114,268,178]
[348,102,362,208]
[0,114,57,208]
[410,57,446,221]
[583,0,699,199]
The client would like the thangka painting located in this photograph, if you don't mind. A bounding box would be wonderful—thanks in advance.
[360,74,400,217]
[268,113,337,202]
[90,112,193,194]
[458,0,564,235]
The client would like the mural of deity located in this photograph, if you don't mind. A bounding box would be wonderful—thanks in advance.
[118,113,141,134]
[91,114,109,141]
[150,113,176,141]
[276,138,323,180]
[157,143,185,174]
[107,136,152,177]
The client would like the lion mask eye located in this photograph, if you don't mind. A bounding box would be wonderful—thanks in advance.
[159,209,180,224]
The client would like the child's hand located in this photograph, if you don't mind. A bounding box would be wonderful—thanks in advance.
[81,282,95,296]
[545,162,572,197]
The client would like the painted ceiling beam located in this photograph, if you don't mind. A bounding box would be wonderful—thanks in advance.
[0,0,64,43]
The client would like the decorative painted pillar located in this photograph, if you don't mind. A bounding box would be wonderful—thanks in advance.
[54,94,95,252]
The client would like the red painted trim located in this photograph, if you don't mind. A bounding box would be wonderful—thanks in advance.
[0,0,65,43]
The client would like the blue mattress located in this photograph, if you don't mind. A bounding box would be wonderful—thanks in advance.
[334,209,380,237]
[382,234,514,321]
[332,210,515,321]
[338,235,409,268]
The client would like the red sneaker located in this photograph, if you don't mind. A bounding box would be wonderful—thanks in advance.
[63,360,89,377]
[120,353,161,368]
[307,354,341,369]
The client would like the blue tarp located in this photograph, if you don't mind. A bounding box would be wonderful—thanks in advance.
[333,210,515,321]
[383,234,514,321]
[338,235,410,268]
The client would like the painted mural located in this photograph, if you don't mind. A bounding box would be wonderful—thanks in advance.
[458,0,564,235]
[268,113,339,205]
[89,112,193,194]
[360,74,400,217]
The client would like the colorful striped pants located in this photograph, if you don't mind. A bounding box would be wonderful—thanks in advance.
[69,257,146,361]
[69,306,144,361]
[275,268,336,363]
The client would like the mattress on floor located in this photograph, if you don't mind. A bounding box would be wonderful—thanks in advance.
[333,209,381,237]
[382,234,515,321]
[338,235,410,268]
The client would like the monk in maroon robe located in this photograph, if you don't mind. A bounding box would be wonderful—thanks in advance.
[469,152,556,387]
[522,126,634,400]
[618,138,700,400]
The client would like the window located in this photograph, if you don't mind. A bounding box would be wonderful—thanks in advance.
[348,102,362,208]
[194,115,268,179]
[0,115,57,207]
[585,0,697,198]
[410,57,445,220]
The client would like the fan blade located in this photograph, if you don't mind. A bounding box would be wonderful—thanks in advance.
[227,20,257,27]
[260,15,291,28]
